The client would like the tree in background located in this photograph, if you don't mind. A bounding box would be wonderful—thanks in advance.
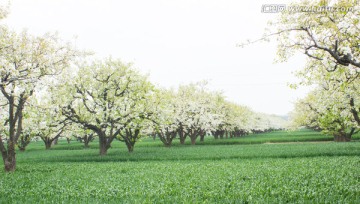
[61,58,154,155]
[73,126,96,148]
[148,88,179,147]
[291,83,359,141]
[174,82,223,145]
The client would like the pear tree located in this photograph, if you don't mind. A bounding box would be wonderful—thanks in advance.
[61,58,154,155]
[0,25,78,171]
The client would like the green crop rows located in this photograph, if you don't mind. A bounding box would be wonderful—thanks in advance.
[0,130,359,203]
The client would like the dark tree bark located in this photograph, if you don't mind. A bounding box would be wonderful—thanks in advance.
[2,138,16,172]
[17,134,32,152]
[333,135,351,142]
[350,98,360,126]
[0,91,27,172]
[98,131,115,155]
[188,128,200,145]
[158,128,177,147]
[178,124,187,145]
[52,138,59,145]
[125,140,135,152]
[190,136,196,145]
[77,133,94,148]
[44,140,52,150]
[333,128,357,142]
[119,128,140,153]
[199,130,206,142]
[212,130,225,140]
[40,130,63,150]
[3,150,16,172]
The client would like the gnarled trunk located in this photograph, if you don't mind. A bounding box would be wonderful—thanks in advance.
[125,140,135,152]
[199,130,206,142]
[43,137,56,150]
[0,95,26,172]
[4,154,16,172]
[190,136,197,145]
[189,129,199,145]
[52,138,58,145]
[17,134,32,152]
[83,134,94,148]
[334,134,351,142]
[159,130,176,147]
[99,136,110,156]
[178,126,187,145]
[45,141,52,150]
[2,140,16,172]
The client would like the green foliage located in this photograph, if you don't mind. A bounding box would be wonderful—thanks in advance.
[0,130,359,203]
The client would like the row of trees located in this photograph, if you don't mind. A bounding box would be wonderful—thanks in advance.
[7,58,287,153]
[0,7,286,172]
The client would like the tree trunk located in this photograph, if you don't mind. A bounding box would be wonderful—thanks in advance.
[4,154,16,172]
[190,136,197,145]
[179,136,186,145]
[160,136,173,147]
[164,141,172,147]
[158,130,176,147]
[17,134,31,152]
[125,140,134,152]
[84,140,90,148]
[98,131,113,156]
[52,138,58,145]
[2,140,16,172]
[334,135,351,142]
[84,134,93,148]
[1,95,26,172]
[99,139,108,156]
[45,141,52,150]
[178,125,187,145]
[190,132,198,145]
[199,131,206,142]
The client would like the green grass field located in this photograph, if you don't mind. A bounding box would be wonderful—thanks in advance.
[1,129,359,203]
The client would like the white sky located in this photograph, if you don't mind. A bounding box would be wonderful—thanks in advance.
[1,0,311,115]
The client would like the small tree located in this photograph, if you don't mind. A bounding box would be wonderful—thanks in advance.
[149,89,179,147]
[75,128,96,148]
[62,58,154,155]
[175,83,223,145]
[118,119,150,152]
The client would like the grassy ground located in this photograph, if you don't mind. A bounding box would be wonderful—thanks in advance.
[0,129,359,203]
